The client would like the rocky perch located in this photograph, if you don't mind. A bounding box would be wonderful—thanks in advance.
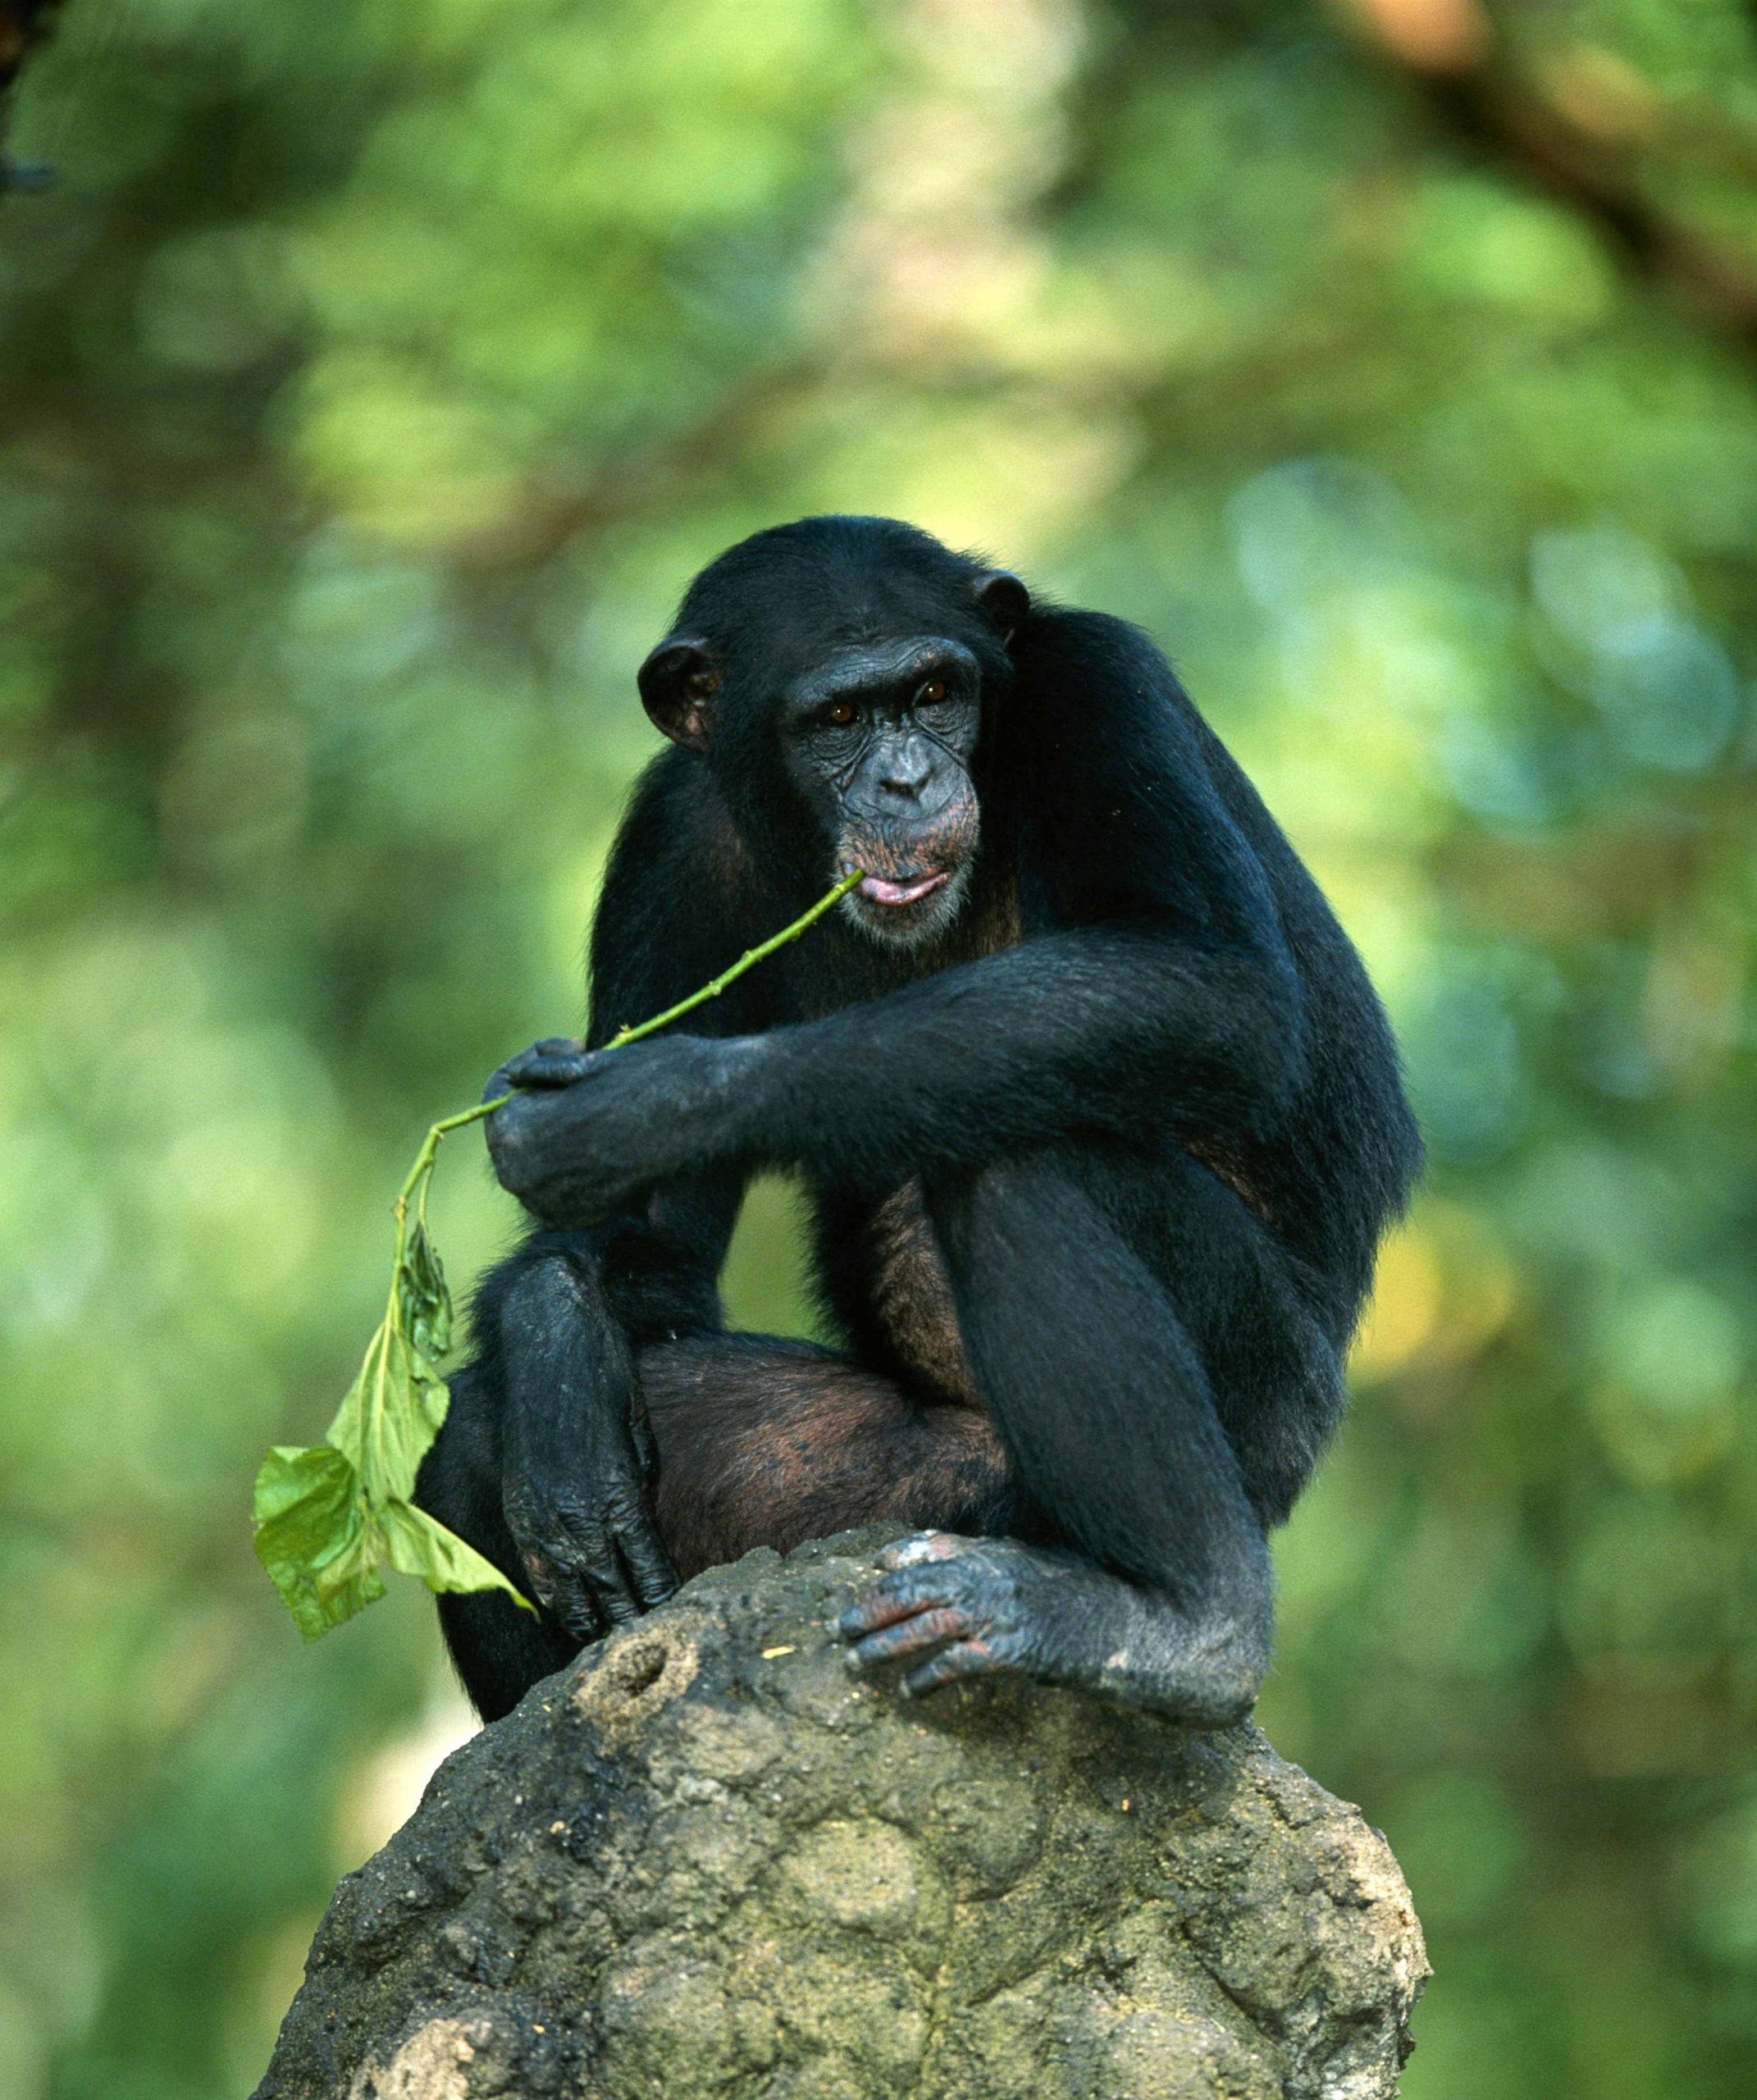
[256,1529,1427,2100]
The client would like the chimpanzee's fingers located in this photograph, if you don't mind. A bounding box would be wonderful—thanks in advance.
[498,1039,596,1091]
[552,1584,604,1646]
[596,1573,642,1628]
[615,1516,680,1611]
[902,1639,998,1698]
[843,1605,970,1670]
[530,1551,602,1646]
[553,1515,639,1632]
[538,1541,596,1637]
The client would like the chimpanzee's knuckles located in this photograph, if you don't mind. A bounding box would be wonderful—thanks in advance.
[507,1481,591,1561]
[551,1504,614,1569]
[602,1477,649,1523]
[877,1562,944,1604]
[548,1535,634,1623]
[901,1550,1032,1641]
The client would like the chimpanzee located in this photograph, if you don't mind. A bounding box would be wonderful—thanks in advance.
[415,514,1421,1725]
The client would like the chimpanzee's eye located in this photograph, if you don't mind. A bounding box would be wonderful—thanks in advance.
[824,698,858,728]
[918,679,947,705]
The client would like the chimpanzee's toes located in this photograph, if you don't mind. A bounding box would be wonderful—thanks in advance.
[840,1603,972,1670]
[901,1639,1000,1697]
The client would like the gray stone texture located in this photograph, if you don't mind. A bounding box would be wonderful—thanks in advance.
[256,1529,1427,2099]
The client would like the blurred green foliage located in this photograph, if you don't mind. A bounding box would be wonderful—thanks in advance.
[2,1,1755,2094]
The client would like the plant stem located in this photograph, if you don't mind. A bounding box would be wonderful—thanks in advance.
[390,867,862,1217]
[602,865,862,1048]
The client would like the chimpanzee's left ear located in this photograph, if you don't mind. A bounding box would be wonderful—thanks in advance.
[971,569,1030,644]
[638,635,722,751]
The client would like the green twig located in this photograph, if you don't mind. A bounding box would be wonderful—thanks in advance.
[602,864,863,1048]
[394,865,863,1211]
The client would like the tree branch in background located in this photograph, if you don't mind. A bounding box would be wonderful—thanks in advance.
[1337,0,1757,360]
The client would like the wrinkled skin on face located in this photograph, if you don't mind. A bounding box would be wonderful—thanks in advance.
[779,636,984,947]
[637,547,1028,950]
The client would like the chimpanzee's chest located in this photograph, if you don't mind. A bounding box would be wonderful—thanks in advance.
[863,1177,982,1406]
[810,868,1024,1405]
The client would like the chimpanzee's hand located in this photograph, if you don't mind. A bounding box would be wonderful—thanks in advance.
[500,1298,677,1641]
[482,1033,757,1228]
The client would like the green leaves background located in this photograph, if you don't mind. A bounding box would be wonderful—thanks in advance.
[5,3,1757,2098]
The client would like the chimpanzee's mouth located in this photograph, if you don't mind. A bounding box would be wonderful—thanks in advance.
[856,868,950,908]
[838,854,970,949]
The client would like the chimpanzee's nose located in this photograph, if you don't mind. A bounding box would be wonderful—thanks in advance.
[878,738,933,800]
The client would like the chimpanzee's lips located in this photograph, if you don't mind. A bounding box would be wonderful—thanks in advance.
[856,868,950,907]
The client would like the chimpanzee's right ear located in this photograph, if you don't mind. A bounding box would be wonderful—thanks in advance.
[637,637,722,751]
[971,569,1030,646]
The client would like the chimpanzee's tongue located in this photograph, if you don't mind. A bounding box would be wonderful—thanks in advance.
[859,870,949,907]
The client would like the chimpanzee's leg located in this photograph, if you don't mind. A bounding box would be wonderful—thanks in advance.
[417,1361,580,1723]
[638,1333,1015,1578]
[422,1331,1013,1719]
[837,1149,1310,1726]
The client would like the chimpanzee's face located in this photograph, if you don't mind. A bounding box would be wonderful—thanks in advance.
[777,635,983,947]
[636,519,1028,947]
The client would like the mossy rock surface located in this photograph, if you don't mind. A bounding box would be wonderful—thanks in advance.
[256,1529,1427,2100]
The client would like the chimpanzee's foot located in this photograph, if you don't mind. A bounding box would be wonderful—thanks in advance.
[835,1532,1072,1695]
[833,1529,1267,1727]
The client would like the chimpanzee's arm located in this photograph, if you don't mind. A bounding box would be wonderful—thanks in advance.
[764,921,1300,1175]
[488,920,1301,1225]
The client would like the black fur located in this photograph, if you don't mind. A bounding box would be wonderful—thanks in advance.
[416,516,1421,1723]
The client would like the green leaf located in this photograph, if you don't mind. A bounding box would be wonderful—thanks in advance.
[326,1314,451,1504]
[380,1498,535,1610]
[400,1214,453,1360]
[252,1445,387,1641]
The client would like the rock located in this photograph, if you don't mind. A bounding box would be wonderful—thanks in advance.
[255,1529,1427,2100]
